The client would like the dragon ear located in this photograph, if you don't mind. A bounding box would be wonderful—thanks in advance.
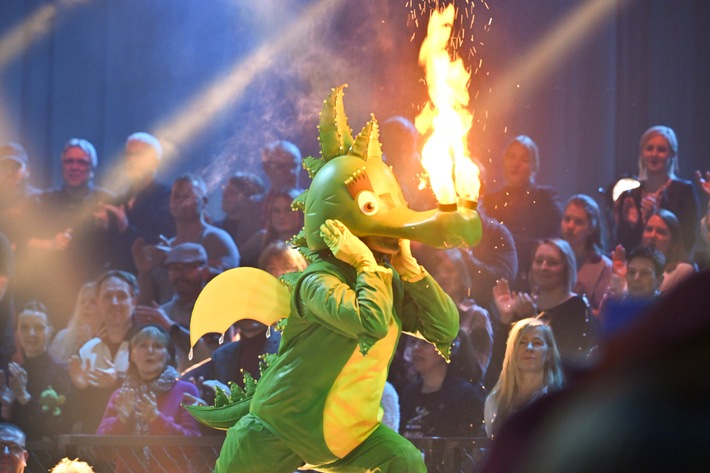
[348,114,382,161]
[318,84,354,161]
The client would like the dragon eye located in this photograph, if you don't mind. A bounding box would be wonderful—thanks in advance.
[357,190,379,216]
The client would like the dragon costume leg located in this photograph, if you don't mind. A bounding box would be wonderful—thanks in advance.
[214,414,303,473]
[316,424,426,473]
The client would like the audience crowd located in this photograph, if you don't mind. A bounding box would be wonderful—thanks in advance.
[0,123,708,471]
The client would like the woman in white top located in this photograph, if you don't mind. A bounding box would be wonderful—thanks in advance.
[484,318,564,438]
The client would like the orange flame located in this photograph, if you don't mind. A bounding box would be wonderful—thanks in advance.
[415,4,480,206]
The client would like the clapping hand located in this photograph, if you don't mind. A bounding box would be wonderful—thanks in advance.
[136,391,159,424]
[115,388,136,424]
[8,362,30,404]
[493,279,536,324]
[696,170,710,198]
[87,359,118,389]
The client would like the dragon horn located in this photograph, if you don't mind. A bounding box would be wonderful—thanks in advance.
[348,114,382,161]
[318,84,353,161]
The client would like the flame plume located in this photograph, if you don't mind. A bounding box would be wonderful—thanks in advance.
[415,4,480,207]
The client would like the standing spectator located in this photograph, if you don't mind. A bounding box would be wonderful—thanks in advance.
[216,172,265,249]
[66,271,138,433]
[483,135,562,292]
[134,243,216,372]
[238,188,302,267]
[261,140,302,194]
[0,302,71,440]
[614,126,699,256]
[97,325,200,473]
[23,139,114,327]
[132,174,239,304]
[484,318,564,438]
[561,195,613,316]
[99,133,175,273]
[0,423,27,473]
[0,143,40,249]
[380,116,434,211]
[400,335,485,438]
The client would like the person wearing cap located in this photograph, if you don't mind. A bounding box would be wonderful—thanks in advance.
[99,133,176,274]
[134,242,217,372]
[22,139,115,327]
[0,423,27,473]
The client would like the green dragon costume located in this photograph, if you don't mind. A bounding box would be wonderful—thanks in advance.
[186,84,482,472]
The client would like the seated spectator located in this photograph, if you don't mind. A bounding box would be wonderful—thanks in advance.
[217,172,265,249]
[561,195,613,316]
[600,246,665,337]
[50,458,96,473]
[238,187,303,267]
[134,243,218,372]
[66,271,138,433]
[614,126,699,257]
[695,202,710,270]
[641,209,696,292]
[48,282,102,364]
[24,139,115,326]
[0,232,14,368]
[483,135,562,292]
[420,248,493,384]
[484,318,564,438]
[132,173,240,304]
[97,325,200,473]
[400,335,485,438]
[0,302,71,439]
[0,422,27,473]
[494,239,596,365]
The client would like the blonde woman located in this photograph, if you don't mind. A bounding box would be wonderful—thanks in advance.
[484,318,564,438]
[48,282,103,363]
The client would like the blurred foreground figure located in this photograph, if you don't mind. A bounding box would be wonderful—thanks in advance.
[483,271,710,473]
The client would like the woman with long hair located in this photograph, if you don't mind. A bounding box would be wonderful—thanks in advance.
[561,195,613,315]
[48,281,103,363]
[641,209,696,293]
[484,318,564,438]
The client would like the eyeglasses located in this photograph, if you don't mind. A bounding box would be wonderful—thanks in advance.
[0,442,25,455]
[62,158,92,167]
[167,262,204,273]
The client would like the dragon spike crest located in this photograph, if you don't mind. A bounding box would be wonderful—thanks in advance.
[319,84,354,161]
[348,115,382,162]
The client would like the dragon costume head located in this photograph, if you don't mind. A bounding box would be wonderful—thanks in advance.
[293,84,481,254]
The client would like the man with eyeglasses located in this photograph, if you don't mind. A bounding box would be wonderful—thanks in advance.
[21,139,115,327]
[0,423,27,473]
